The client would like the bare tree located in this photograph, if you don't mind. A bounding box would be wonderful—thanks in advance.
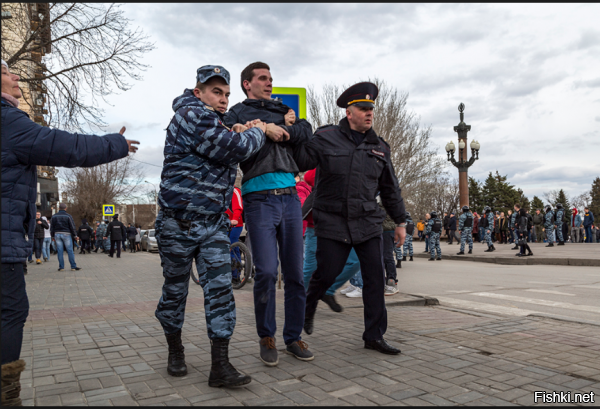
[407,175,459,220]
[60,154,144,223]
[571,191,590,211]
[1,3,154,131]
[542,189,560,205]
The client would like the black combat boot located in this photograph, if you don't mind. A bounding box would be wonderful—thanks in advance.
[409,256,413,261]
[546,242,554,247]
[511,246,519,250]
[208,338,251,388]
[558,241,565,246]
[402,256,407,262]
[457,251,464,255]
[468,249,472,254]
[484,246,493,252]
[428,257,435,261]
[491,245,496,251]
[165,330,187,377]
[396,259,402,268]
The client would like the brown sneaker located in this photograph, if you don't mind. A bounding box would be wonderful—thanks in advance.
[259,337,278,367]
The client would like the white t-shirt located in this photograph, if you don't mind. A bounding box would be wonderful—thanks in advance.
[42,216,51,238]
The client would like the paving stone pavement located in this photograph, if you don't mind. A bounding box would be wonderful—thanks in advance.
[19,251,600,406]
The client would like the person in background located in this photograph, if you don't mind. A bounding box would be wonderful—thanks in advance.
[135,225,142,252]
[423,213,431,252]
[472,211,479,244]
[42,216,52,262]
[498,212,507,244]
[126,223,138,253]
[225,185,244,284]
[32,211,48,264]
[417,218,425,241]
[448,212,457,245]
[443,212,450,244]
[295,172,312,237]
[107,214,127,258]
[50,203,81,271]
[93,221,107,253]
[77,218,93,254]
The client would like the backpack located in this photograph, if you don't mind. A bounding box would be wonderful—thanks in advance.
[432,219,442,233]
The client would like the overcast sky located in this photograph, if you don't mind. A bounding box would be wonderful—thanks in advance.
[84,3,599,202]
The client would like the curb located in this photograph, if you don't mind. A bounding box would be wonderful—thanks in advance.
[527,313,600,328]
[344,293,439,309]
[413,252,600,266]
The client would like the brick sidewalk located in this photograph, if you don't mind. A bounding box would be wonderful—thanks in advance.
[19,252,600,405]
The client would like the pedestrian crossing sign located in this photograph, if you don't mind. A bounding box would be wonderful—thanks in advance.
[103,204,115,217]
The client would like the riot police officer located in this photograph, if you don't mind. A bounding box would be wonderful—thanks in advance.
[457,205,474,255]
[401,211,415,262]
[544,205,555,247]
[425,211,442,260]
[293,82,406,355]
[154,65,268,387]
[481,206,496,252]
[555,203,566,245]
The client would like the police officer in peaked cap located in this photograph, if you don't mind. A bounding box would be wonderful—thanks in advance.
[292,82,406,355]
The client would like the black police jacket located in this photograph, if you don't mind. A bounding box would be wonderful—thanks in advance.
[292,117,406,244]
[107,220,126,241]
[77,223,93,240]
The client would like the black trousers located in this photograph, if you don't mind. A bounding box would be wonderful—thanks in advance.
[128,236,136,251]
[519,231,531,254]
[33,237,44,258]
[306,235,387,341]
[80,239,91,252]
[1,262,28,364]
[110,240,122,257]
[382,231,397,282]
[449,229,456,244]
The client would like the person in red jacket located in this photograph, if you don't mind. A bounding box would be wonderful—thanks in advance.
[226,186,244,282]
[296,172,313,236]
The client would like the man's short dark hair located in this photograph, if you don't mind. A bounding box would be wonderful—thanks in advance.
[514,203,521,209]
[59,203,67,210]
[240,62,270,97]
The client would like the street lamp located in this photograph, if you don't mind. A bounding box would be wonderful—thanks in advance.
[446,103,481,207]
[144,180,158,219]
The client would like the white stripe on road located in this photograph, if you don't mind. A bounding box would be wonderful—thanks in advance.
[525,289,575,296]
[527,281,570,285]
[471,292,600,314]
[436,297,535,317]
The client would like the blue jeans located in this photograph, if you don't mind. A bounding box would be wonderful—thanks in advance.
[55,233,77,269]
[585,226,593,243]
[243,193,305,345]
[42,237,51,259]
[303,228,361,295]
[425,235,429,252]
[1,262,29,364]
[229,226,243,279]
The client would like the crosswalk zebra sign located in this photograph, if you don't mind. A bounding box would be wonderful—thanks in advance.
[102,204,115,217]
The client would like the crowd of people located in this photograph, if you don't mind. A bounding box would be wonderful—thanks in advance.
[2,56,599,405]
[22,206,145,274]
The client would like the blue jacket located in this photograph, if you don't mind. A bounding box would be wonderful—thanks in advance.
[50,210,77,238]
[1,98,129,263]
[448,216,457,230]
[571,213,582,227]
[583,211,594,227]
[158,89,265,219]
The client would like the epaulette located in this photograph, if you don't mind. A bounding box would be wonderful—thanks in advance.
[379,137,391,148]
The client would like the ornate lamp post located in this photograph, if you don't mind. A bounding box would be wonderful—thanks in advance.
[445,103,480,208]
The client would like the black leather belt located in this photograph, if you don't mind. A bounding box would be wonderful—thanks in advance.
[250,186,297,196]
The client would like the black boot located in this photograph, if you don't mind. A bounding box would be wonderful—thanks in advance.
[468,249,472,254]
[304,311,315,335]
[93,248,98,253]
[558,241,565,246]
[409,256,413,261]
[428,257,435,261]
[402,256,406,262]
[165,330,187,377]
[511,246,519,250]
[491,245,496,251]
[457,251,465,255]
[321,294,343,313]
[546,242,554,247]
[396,259,402,268]
[484,246,493,252]
[208,338,251,388]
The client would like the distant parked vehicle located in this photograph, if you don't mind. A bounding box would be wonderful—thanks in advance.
[141,229,158,252]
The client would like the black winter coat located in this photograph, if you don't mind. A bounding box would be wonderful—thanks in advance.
[443,215,450,230]
[1,98,128,263]
[107,220,126,241]
[127,226,138,238]
[292,117,405,244]
[448,216,457,230]
[77,223,93,240]
[33,218,49,239]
